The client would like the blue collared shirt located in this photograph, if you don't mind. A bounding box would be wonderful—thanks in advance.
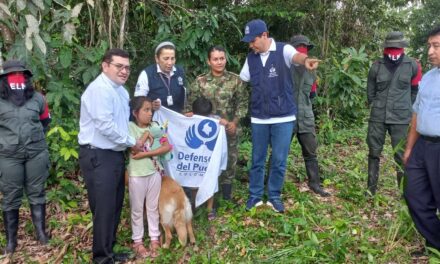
[78,73,135,151]
[413,67,440,136]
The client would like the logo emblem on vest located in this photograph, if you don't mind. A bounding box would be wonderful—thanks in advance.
[185,119,218,151]
[178,76,183,86]
[268,65,278,78]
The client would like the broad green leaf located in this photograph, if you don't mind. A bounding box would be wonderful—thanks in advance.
[31,0,45,10]
[63,151,71,161]
[86,0,95,8]
[67,201,78,208]
[60,48,72,68]
[71,149,78,159]
[71,3,83,18]
[47,126,59,137]
[16,0,26,11]
[59,127,70,140]
[60,147,68,156]
[25,15,39,33]
[63,23,76,44]
[25,28,33,51]
[311,232,319,245]
[34,33,47,55]
[0,3,11,17]
[202,30,211,42]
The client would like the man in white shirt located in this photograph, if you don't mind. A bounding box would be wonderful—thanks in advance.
[240,19,319,213]
[78,48,138,263]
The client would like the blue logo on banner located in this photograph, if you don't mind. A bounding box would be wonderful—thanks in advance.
[185,119,218,151]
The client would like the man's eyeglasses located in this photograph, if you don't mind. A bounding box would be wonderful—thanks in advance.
[109,62,131,72]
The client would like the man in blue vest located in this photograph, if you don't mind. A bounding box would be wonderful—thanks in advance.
[240,19,320,213]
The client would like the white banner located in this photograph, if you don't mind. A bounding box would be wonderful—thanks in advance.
[153,107,228,207]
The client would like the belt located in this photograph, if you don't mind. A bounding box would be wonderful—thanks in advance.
[79,144,124,153]
[80,144,99,149]
[421,135,440,143]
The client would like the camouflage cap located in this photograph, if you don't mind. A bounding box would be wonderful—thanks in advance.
[0,60,33,77]
[383,31,408,48]
[290,35,314,50]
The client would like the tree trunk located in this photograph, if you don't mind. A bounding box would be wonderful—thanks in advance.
[118,0,129,48]
[108,0,114,48]
[0,0,15,48]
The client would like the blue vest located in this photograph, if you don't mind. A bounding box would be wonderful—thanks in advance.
[248,42,296,119]
[144,65,186,113]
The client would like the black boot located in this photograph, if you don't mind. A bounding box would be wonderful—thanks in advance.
[221,183,232,201]
[30,204,50,244]
[305,160,330,197]
[366,157,380,196]
[2,210,19,254]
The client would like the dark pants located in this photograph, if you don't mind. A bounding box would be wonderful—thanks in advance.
[79,147,125,263]
[404,137,440,250]
[367,122,408,173]
[0,150,49,211]
[293,132,318,163]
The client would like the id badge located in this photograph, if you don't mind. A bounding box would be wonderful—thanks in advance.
[167,95,174,106]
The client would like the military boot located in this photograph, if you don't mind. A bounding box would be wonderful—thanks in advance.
[30,204,50,244]
[366,158,380,196]
[221,183,232,201]
[3,210,19,254]
[305,160,330,197]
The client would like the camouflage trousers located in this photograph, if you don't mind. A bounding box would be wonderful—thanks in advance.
[219,133,238,185]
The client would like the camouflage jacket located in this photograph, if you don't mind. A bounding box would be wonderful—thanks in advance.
[187,71,248,121]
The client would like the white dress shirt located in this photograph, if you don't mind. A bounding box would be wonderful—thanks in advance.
[78,73,135,151]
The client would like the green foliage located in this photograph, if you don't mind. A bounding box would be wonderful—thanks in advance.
[46,125,79,182]
[409,0,440,65]
[47,178,82,210]
[152,6,242,81]
[317,45,370,127]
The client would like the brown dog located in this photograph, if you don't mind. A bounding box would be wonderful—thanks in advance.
[159,175,196,248]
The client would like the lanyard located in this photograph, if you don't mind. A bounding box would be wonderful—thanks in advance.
[159,73,171,96]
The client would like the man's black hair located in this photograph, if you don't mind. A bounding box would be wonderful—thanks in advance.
[102,48,129,64]
[428,26,440,38]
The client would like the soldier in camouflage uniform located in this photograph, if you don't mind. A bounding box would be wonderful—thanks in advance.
[290,35,330,197]
[366,31,422,195]
[187,45,248,201]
